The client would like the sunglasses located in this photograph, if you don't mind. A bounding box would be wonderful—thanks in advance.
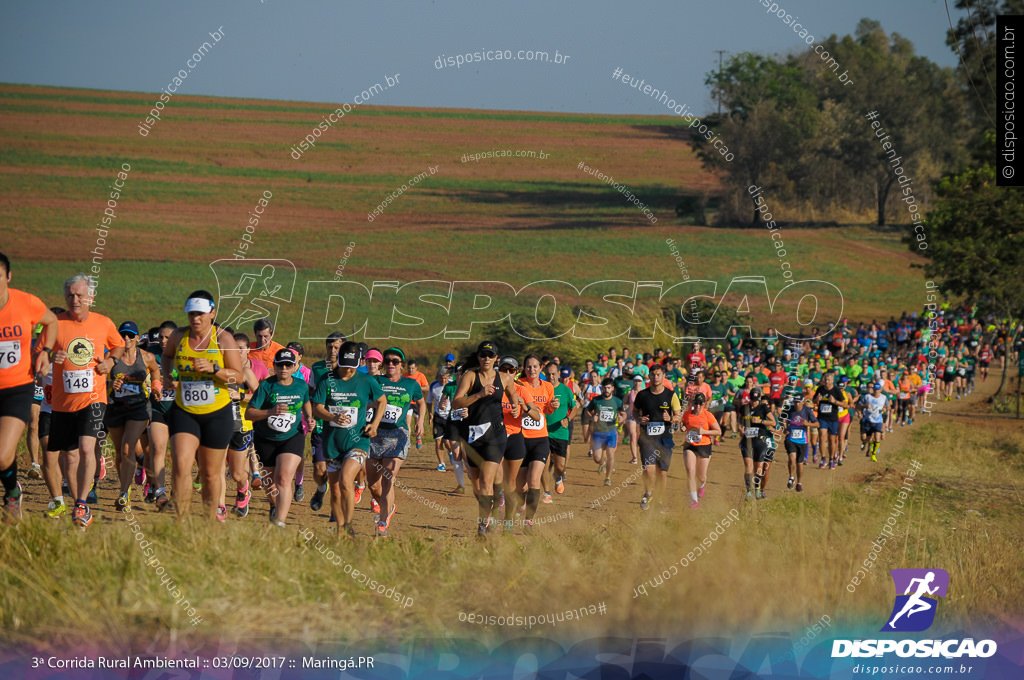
[120,332,137,339]
[478,353,496,359]
[499,366,516,373]
[384,358,402,365]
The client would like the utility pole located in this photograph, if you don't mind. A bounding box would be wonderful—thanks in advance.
[714,50,728,116]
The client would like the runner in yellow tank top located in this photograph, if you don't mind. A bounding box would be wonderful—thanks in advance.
[161,290,242,521]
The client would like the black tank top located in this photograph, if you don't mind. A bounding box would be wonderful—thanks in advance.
[466,369,504,434]
[110,349,149,406]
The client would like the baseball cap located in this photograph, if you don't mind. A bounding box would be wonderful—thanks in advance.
[693,392,706,405]
[274,348,298,365]
[498,355,519,370]
[383,347,405,362]
[444,353,455,362]
[788,374,798,381]
[633,374,645,383]
[118,321,139,337]
[184,296,215,314]
[560,367,571,378]
[337,341,361,368]
[749,387,762,399]
[364,349,383,362]
[477,341,498,357]
[873,382,883,389]
[837,376,849,384]
[783,349,792,356]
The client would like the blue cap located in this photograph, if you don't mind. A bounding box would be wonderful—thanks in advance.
[444,353,455,361]
[560,367,571,378]
[118,321,139,336]
[873,382,883,389]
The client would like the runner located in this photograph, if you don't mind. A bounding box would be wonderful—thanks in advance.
[783,395,817,492]
[404,358,430,450]
[427,368,449,471]
[161,290,243,521]
[224,332,262,517]
[246,347,312,527]
[106,320,161,510]
[144,321,178,509]
[858,382,887,462]
[681,392,721,508]
[515,355,559,529]
[442,363,468,494]
[451,341,521,535]
[498,356,529,527]
[248,317,285,373]
[586,378,625,487]
[978,343,992,382]
[625,374,644,463]
[308,331,345,512]
[748,388,780,499]
[581,369,602,445]
[366,347,425,538]
[633,364,681,511]
[545,362,577,497]
[286,340,312,501]
[47,274,125,528]
[310,341,386,538]
[813,372,850,470]
[0,253,58,521]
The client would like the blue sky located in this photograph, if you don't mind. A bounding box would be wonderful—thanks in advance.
[0,0,962,115]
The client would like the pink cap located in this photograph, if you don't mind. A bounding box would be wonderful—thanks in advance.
[365,349,383,362]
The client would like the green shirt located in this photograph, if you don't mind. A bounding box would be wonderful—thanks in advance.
[547,383,576,441]
[312,371,384,457]
[249,376,310,442]
[709,383,730,412]
[372,375,423,431]
[310,359,332,433]
[613,376,633,401]
[587,396,623,433]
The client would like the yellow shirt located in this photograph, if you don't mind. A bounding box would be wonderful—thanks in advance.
[173,330,232,414]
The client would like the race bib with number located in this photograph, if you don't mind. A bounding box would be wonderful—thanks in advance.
[819,403,833,414]
[468,422,491,443]
[328,405,358,429]
[436,400,450,417]
[0,341,21,370]
[899,391,909,399]
[381,403,403,425]
[161,388,176,402]
[33,383,44,400]
[521,415,544,430]
[788,428,807,444]
[686,429,702,444]
[181,380,215,407]
[957,368,965,376]
[63,369,93,394]
[449,408,465,422]
[599,407,614,423]
[646,422,666,436]
[267,412,297,433]
[744,427,760,438]
[114,383,141,399]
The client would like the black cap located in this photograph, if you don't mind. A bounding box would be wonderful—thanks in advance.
[274,348,298,365]
[749,387,763,399]
[693,392,706,405]
[337,341,362,369]
[477,341,498,357]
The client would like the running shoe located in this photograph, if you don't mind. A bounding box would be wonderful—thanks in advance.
[134,466,146,487]
[787,477,795,489]
[3,483,22,522]
[542,492,553,504]
[604,478,612,486]
[86,483,98,505]
[384,503,397,530]
[555,477,565,494]
[193,474,202,491]
[216,505,227,523]
[598,462,607,474]
[251,471,263,490]
[144,484,155,503]
[62,480,70,496]
[273,520,286,528]
[745,491,753,501]
[731,432,738,439]
[28,462,42,480]
[698,482,706,498]
[795,482,803,492]
[452,485,465,494]
[640,492,651,510]
[870,452,878,462]
[235,488,251,517]
[497,492,505,512]
[522,519,534,534]
[46,499,67,519]
[860,443,866,451]
[830,460,837,470]
[437,463,446,472]
[354,484,364,505]
[115,491,131,511]
[689,500,699,509]
[72,503,93,529]
[155,489,171,512]
[630,457,637,464]
[310,487,325,512]
[294,484,305,502]
[757,490,766,500]
[818,460,826,469]
[477,518,489,536]
[99,456,106,480]
[342,523,355,539]
[376,521,388,538]
[268,504,277,523]
[371,497,380,515]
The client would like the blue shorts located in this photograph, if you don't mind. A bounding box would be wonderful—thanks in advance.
[590,430,618,450]
[860,420,883,436]
[818,420,839,436]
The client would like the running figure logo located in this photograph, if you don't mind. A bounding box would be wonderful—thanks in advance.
[881,568,949,632]
[209,259,296,332]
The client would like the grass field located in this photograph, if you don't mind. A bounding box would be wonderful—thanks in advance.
[0,82,929,362]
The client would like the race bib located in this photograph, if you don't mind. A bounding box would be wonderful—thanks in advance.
[0,341,21,370]
[449,408,465,422]
[63,369,93,394]
[819,403,833,414]
[899,391,909,399]
[328,404,358,429]
[161,388,176,402]
[33,383,44,400]
[468,422,491,443]
[789,429,806,444]
[521,415,544,430]
[599,407,614,423]
[957,368,965,376]
[686,429,701,444]
[381,403,403,425]
[267,412,297,433]
[646,422,665,436]
[181,380,215,407]
[366,407,375,422]
[436,400,450,417]
[114,383,141,399]
[744,427,760,438]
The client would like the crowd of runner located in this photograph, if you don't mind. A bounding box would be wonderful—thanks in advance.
[1,254,1020,537]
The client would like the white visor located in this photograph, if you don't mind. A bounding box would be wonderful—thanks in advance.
[184,297,215,314]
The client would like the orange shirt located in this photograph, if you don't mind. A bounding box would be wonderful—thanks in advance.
[502,381,531,436]
[517,379,554,439]
[682,409,717,446]
[51,311,124,411]
[406,369,429,393]
[0,288,49,389]
[248,340,284,372]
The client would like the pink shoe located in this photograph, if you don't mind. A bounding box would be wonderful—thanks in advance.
[134,466,146,486]
[98,455,107,480]
[697,483,706,499]
[689,500,699,509]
